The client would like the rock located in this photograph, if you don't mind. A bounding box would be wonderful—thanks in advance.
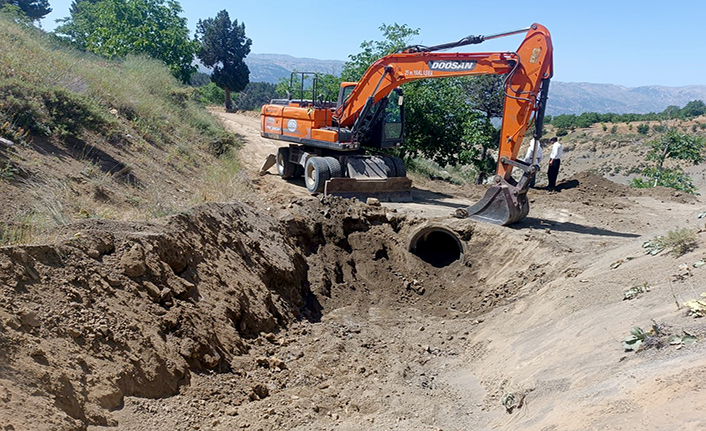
[120,244,147,278]
[66,327,82,338]
[252,384,269,399]
[142,281,161,299]
[366,198,381,206]
[20,310,40,328]
[87,249,101,259]
[269,357,287,370]
[104,274,122,287]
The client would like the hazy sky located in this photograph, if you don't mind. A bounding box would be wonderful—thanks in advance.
[42,0,705,87]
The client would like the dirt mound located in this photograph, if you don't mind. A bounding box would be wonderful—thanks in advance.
[0,196,558,430]
[560,171,696,203]
[0,203,311,430]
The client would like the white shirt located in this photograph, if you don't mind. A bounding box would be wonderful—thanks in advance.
[523,138,542,165]
[549,141,563,160]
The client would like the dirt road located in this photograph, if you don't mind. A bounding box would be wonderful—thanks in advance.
[2,111,705,430]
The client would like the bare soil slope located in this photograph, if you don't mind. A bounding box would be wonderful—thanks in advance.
[1,111,705,431]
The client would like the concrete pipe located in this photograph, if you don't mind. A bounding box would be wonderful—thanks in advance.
[408,225,464,268]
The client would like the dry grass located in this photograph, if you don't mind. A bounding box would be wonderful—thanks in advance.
[0,15,247,245]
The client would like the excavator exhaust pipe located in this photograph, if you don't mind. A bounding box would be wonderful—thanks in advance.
[458,175,530,226]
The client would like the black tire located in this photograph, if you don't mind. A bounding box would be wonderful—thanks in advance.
[323,157,342,178]
[381,157,396,177]
[304,157,331,193]
[276,147,297,179]
[390,156,406,177]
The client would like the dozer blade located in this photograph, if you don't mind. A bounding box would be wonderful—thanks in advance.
[324,177,413,202]
[460,181,529,226]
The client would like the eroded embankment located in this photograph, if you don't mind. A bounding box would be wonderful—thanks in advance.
[0,198,555,430]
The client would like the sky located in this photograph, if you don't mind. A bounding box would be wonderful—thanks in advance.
[42,0,705,88]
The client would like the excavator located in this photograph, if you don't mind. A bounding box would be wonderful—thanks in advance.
[260,23,553,225]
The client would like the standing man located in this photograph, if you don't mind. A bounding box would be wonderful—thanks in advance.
[547,136,563,190]
[522,137,542,188]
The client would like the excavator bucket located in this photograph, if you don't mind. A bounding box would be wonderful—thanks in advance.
[458,178,529,226]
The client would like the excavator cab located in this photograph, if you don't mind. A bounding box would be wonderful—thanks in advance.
[337,84,404,149]
[363,88,405,149]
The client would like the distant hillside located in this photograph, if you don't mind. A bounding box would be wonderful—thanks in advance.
[547,82,706,116]
[244,54,705,115]
[244,53,344,84]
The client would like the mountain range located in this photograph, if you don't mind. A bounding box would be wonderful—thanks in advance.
[244,53,705,116]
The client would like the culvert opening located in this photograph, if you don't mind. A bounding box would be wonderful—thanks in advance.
[409,226,463,268]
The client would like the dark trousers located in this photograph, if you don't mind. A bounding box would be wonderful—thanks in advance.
[547,159,561,189]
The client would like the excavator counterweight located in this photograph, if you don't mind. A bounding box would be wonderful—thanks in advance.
[260,24,553,225]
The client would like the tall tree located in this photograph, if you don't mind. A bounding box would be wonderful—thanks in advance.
[0,0,51,20]
[55,0,198,83]
[196,10,251,112]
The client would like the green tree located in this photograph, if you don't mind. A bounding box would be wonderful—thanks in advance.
[0,0,50,20]
[405,78,496,169]
[234,82,278,111]
[196,10,251,112]
[461,75,503,183]
[631,129,705,194]
[341,23,419,81]
[681,100,706,118]
[55,0,198,83]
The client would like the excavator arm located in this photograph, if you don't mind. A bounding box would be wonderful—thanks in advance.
[336,23,553,224]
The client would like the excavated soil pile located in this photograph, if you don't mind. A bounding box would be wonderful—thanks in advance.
[0,198,552,430]
[0,203,311,430]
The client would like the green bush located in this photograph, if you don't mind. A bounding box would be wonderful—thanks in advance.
[637,124,649,134]
[194,81,225,105]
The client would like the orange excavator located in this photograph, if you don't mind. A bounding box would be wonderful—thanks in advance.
[260,23,553,225]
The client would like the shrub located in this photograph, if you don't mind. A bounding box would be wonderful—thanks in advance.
[637,124,649,134]
[651,228,698,257]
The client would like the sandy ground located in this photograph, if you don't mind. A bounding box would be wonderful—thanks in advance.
[2,111,706,431]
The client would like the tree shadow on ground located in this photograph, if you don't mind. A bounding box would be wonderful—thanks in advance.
[512,217,640,238]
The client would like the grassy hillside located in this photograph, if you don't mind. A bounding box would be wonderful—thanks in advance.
[0,15,247,245]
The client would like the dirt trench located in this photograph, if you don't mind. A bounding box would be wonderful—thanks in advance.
[0,194,557,430]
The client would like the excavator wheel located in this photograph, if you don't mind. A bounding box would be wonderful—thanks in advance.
[304,157,331,194]
[323,157,343,178]
[276,147,297,179]
[390,156,406,177]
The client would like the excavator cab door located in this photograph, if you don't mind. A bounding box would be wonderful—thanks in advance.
[367,88,404,149]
